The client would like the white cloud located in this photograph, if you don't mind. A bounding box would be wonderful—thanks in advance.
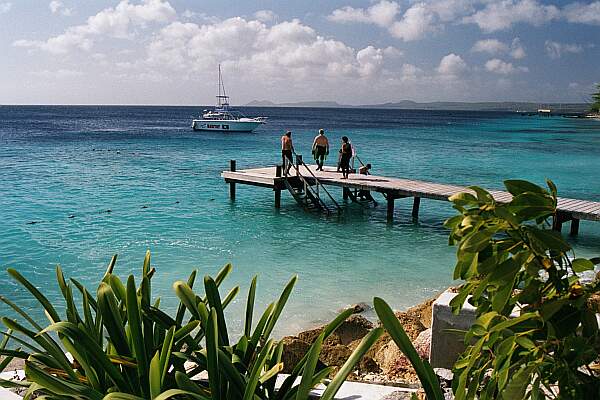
[510,38,526,59]
[145,17,396,84]
[389,3,438,41]
[31,69,84,79]
[437,53,468,76]
[544,40,584,59]
[472,39,509,54]
[0,2,11,14]
[463,0,560,32]
[253,10,277,22]
[563,1,600,25]
[14,0,176,54]
[485,58,528,74]
[49,1,73,16]
[328,0,399,27]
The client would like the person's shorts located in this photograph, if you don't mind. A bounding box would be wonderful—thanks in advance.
[282,150,293,161]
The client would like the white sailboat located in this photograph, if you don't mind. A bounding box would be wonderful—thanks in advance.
[192,65,267,132]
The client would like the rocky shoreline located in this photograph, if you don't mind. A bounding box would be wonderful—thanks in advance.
[281,295,438,387]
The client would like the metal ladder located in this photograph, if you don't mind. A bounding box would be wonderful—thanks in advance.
[283,152,342,214]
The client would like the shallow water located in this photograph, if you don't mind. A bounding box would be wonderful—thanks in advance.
[1,106,599,336]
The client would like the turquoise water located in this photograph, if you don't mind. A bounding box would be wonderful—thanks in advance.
[1,106,599,336]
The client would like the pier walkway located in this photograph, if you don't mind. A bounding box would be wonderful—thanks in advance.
[222,160,600,236]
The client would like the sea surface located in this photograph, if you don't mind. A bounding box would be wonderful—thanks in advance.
[1,106,599,336]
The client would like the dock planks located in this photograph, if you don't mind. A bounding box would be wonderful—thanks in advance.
[222,164,600,229]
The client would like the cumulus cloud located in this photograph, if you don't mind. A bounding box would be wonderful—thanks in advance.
[463,0,560,32]
[389,3,439,41]
[49,1,73,16]
[437,53,468,76]
[0,2,11,14]
[328,0,399,27]
[14,0,176,54]
[253,10,276,22]
[510,38,526,59]
[472,39,509,54]
[145,17,397,83]
[485,58,528,74]
[544,40,584,59]
[31,69,84,79]
[563,1,600,25]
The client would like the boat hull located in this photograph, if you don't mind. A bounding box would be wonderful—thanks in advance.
[192,119,263,132]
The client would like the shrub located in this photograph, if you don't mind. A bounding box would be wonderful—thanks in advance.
[0,252,383,399]
[445,180,600,399]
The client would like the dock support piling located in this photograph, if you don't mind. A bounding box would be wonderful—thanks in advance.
[387,195,395,223]
[570,217,580,236]
[274,164,282,208]
[412,197,421,221]
[343,187,350,200]
[229,160,236,201]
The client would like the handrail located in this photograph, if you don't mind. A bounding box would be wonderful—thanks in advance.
[284,151,341,213]
[292,149,341,211]
[354,155,370,175]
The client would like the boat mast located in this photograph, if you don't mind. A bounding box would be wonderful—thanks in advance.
[216,64,229,109]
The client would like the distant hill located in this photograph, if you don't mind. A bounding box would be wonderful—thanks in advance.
[246,99,589,113]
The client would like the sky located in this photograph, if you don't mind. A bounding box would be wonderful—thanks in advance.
[0,0,599,105]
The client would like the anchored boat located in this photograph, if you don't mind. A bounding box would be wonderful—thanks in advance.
[192,65,266,132]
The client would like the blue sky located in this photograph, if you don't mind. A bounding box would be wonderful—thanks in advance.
[1,0,599,105]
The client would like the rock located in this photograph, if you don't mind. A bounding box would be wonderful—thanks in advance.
[393,311,426,341]
[413,328,431,359]
[336,314,373,345]
[280,336,310,373]
[380,391,417,400]
[297,326,341,346]
[359,355,382,374]
[340,302,371,314]
[320,344,351,367]
[373,337,404,374]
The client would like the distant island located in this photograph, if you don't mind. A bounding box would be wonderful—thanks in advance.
[246,99,589,113]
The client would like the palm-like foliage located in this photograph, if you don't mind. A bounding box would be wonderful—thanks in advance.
[0,252,384,399]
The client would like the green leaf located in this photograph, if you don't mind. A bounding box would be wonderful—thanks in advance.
[204,276,229,347]
[126,276,148,396]
[263,276,297,340]
[499,365,535,400]
[460,230,493,253]
[7,269,61,324]
[97,282,131,357]
[206,308,220,400]
[25,361,104,400]
[245,275,257,338]
[504,180,547,196]
[149,351,161,399]
[572,258,594,272]
[243,339,274,400]
[295,332,324,400]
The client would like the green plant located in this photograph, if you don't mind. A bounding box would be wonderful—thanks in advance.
[0,252,385,399]
[0,251,212,399]
[374,297,444,400]
[445,180,600,399]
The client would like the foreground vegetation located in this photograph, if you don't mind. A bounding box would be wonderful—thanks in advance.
[0,179,598,399]
[591,83,600,113]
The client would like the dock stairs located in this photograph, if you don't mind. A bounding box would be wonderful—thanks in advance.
[284,153,341,215]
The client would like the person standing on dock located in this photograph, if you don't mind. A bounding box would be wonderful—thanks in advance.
[281,131,294,174]
[339,136,352,179]
[312,129,329,171]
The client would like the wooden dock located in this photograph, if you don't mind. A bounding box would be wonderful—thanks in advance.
[222,160,600,235]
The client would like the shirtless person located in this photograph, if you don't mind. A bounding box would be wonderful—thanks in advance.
[281,131,293,174]
[312,129,329,171]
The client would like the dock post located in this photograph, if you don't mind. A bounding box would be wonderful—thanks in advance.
[229,160,236,201]
[552,213,563,232]
[343,187,350,200]
[412,197,421,221]
[570,217,580,236]
[387,194,395,222]
[275,164,282,208]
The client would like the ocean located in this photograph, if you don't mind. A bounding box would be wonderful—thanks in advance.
[1,105,599,336]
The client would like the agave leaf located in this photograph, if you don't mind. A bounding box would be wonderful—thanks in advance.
[216,348,246,398]
[246,303,274,365]
[222,286,240,310]
[39,321,131,392]
[204,276,229,346]
[25,361,103,400]
[374,297,444,400]
[109,275,127,304]
[103,254,118,281]
[142,250,151,278]
[295,332,324,400]
[1,330,43,354]
[175,270,197,326]
[7,269,60,324]
[0,295,44,331]
[126,275,148,396]
[214,263,232,288]
[320,327,383,400]
[152,389,211,400]
[70,278,99,312]
[97,283,131,357]
[262,276,297,340]
[243,339,274,400]
[60,334,102,391]
[103,393,145,400]
[158,326,175,388]
[149,351,161,399]
[206,308,220,400]
[260,362,283,384]
[173,281,201,320]
[245,276,257,337]
[174,371,212,397]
